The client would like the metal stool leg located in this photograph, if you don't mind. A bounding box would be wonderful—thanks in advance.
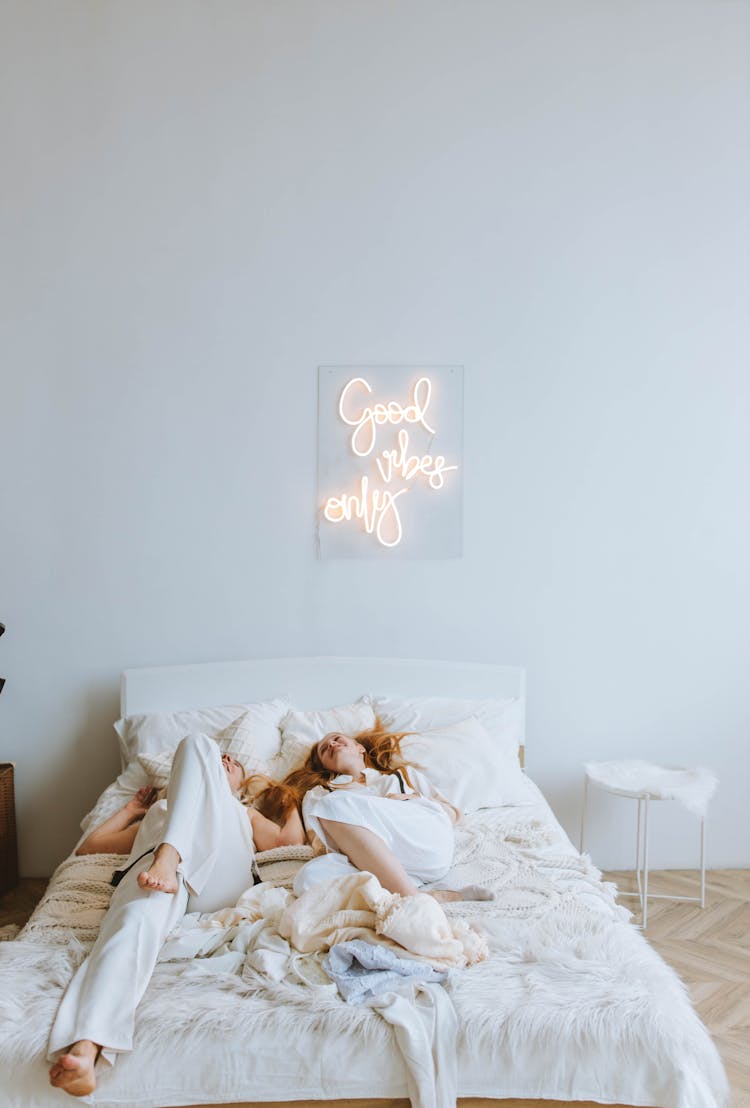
[642,797,650,930]
[635,797,642,905]
[580,776,589,853]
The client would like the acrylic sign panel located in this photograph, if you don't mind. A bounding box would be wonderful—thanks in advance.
[317,366,463,558]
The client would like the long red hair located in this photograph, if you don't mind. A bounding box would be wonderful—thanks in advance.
[247,721,419,825]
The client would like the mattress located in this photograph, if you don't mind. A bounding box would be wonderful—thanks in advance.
[0,777,727,1108]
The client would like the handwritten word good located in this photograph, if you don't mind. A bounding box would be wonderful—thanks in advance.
[338,376,436,457]
[375,428,458,490]
[323,476,408,548]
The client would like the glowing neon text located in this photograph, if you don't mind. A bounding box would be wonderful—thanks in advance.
[338,376,436,457]
[376,428,458,490]
[323,477,408,548]
[323,374,458,548]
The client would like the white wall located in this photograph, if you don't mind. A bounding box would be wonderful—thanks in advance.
[2,0,748,877]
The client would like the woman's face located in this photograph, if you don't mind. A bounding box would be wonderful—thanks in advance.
[221,752,245,793]
[316,732,365,775]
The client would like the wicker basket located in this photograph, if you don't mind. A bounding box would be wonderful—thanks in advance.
[0,763,19,895]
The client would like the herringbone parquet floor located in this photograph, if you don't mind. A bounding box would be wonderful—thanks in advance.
[604,869,750,1108]
[1,872,748,1106]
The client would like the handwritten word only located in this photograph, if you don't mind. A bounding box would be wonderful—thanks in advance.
[323,476,408,548]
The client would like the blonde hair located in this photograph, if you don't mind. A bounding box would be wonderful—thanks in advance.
[249,721,419,825]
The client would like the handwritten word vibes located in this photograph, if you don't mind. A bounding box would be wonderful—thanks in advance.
[323,376,459,547]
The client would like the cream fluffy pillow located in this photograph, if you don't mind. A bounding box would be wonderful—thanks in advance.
[274,697,377,779]
[137,710,272,789]
[401,716,530,813]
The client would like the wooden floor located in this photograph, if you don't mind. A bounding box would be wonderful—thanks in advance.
[1,871,748,1106]
[604,869,750,1108]
[0,876,47,930]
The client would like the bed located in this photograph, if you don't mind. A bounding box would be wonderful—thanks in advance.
[0,656,728,1108]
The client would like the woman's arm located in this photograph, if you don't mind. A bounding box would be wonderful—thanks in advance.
[76,786,159,855]
[248,804,306,852]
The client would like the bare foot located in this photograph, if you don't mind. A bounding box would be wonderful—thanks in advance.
[49,1040,100,1096]
[430,885,495,903]
[137,843,180,893]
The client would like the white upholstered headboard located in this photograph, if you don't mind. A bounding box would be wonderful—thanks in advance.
[121,655,525,744]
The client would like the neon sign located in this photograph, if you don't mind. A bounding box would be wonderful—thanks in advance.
[322,374,460,548]
[338,376,436,455]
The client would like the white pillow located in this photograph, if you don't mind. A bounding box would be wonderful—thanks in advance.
[401,716,530,812]
[137,710,273,788]
[372,694,523,760]
[275,697,377,779]
[114,696,291,767]
[78,705,281,846]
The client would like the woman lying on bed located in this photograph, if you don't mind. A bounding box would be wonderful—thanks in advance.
[48,732,305,1098]
[254,724,490,904]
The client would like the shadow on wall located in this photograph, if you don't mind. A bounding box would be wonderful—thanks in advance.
[30,680,123,871]
[535,770,588,856]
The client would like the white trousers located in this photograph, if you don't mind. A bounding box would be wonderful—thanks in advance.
[47,733,255,1063]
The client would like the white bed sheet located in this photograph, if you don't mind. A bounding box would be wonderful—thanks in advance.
[2,777,727,1108]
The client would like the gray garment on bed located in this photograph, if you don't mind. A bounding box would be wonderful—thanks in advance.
[324,939,448,1003]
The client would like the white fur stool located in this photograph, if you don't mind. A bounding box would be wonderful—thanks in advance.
[579,760,718,929]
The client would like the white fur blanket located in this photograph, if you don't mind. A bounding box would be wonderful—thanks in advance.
[0,800,728,1108]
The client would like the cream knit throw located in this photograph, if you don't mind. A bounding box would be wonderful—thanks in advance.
[278,871,488,968]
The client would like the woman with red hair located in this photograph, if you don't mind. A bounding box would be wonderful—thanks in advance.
[254,724,486,904]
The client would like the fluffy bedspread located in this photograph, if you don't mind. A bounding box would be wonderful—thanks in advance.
[0,795,729,1108]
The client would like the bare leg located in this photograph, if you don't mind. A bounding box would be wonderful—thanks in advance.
[318,819,493,902]
[318,819,420,897]
[137,843,181,894]
[49,1039,100,1097]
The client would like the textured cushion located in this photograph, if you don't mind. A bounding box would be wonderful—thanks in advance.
[137,710,273,788]
[400,716,530,812]
[114,696,291,767]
